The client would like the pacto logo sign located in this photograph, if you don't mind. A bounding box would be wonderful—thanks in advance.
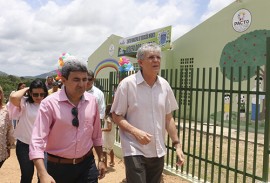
[232,9,252,33]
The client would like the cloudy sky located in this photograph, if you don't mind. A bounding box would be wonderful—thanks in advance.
[0,0,235,76]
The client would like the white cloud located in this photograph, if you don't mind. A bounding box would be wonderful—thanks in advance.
[0,0,234,76]
[200,0,235,21]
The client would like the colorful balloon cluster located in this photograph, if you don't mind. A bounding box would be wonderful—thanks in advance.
[55,53,71,80]
[118,56,134,72]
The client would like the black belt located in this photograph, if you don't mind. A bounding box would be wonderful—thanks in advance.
[47,149,93,165]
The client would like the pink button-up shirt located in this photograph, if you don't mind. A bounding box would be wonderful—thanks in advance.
[111,70,178,158]
[29,88,102,160]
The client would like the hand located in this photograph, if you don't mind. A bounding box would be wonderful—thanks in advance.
[98,161,106,179]
[39,173,56,183]
[175,146,184,166]
[133,129,153,145]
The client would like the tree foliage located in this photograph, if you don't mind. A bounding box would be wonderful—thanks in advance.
[219,29,270,82]
[0,75,44,103]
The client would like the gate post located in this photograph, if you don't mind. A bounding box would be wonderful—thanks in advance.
[108,72,114,104]
[263,37,270,181]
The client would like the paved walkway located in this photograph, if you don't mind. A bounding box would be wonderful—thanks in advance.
[0,149,189,183]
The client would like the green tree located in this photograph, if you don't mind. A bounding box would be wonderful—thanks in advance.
[219,29,270,82]
[0,76,34,103]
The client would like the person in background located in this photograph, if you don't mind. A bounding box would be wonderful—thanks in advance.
[45,76,54,90]
[111,43,185,183]
[0,85,15,168]
[29,57,106,183]
[101,104,115,171]
[7,82,27,129]
[10,79,48,183]
[17,82,27,91]
[48,82,60,95]
[87,70,105,122]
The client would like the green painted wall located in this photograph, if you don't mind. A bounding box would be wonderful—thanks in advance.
[171,0,270,70]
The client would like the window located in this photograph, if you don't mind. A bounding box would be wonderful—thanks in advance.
[179,58,194,106]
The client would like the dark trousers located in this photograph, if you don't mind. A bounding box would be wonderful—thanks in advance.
[16,140,35,183]
[124,155,164,183]
[47,154,99,183]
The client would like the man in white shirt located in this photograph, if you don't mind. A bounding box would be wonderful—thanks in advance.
[111,43,184,183]
[87,70,105,121]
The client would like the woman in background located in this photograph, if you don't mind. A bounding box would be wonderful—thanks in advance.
[10,79,48,183]
[0,85,15,168]
[17,82,26,91]
[7,82,27,129]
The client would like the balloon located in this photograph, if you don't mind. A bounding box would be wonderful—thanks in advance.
[55,52,72,80]
[118,57,133,73]
[58,59,64,67]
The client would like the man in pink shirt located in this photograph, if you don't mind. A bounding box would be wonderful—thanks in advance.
[111,43,184,183]
[29,57,106,183]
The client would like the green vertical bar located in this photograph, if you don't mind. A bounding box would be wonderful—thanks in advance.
[181,68,188,171]
[198,68,205,180]
[210,67,219,183]
[204,68,212,182]
[252,67,260,183]
[105,78,109,104]
[186,67,193,175]
[192,68,200,177]
[262,37,270,182]
[180,68,187,173]
[234,67,242,182]
[225,67,234,183]
[243,67,251,183]
[178,68,184,172]
[218,67,226,182]
[108,72,113,104]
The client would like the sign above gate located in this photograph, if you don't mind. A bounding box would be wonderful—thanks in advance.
[118,25,172,57]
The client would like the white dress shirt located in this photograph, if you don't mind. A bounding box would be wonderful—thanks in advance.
[111,70,178,158]
[88,85,105,119]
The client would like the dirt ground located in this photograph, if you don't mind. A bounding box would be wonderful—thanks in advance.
[0,149,188,183]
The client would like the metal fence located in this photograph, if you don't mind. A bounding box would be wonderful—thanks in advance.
[96,38,270,183]
[160,66,269,183]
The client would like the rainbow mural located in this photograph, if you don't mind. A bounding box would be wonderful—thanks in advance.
[93,59,119,77]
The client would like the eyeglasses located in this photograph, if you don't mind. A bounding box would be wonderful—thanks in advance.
[71,107,79,127]
[146,55,161,61]
[32,93,45,97]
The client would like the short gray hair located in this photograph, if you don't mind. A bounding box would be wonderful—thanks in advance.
[61,56,88,79]
[136,43,161,60]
